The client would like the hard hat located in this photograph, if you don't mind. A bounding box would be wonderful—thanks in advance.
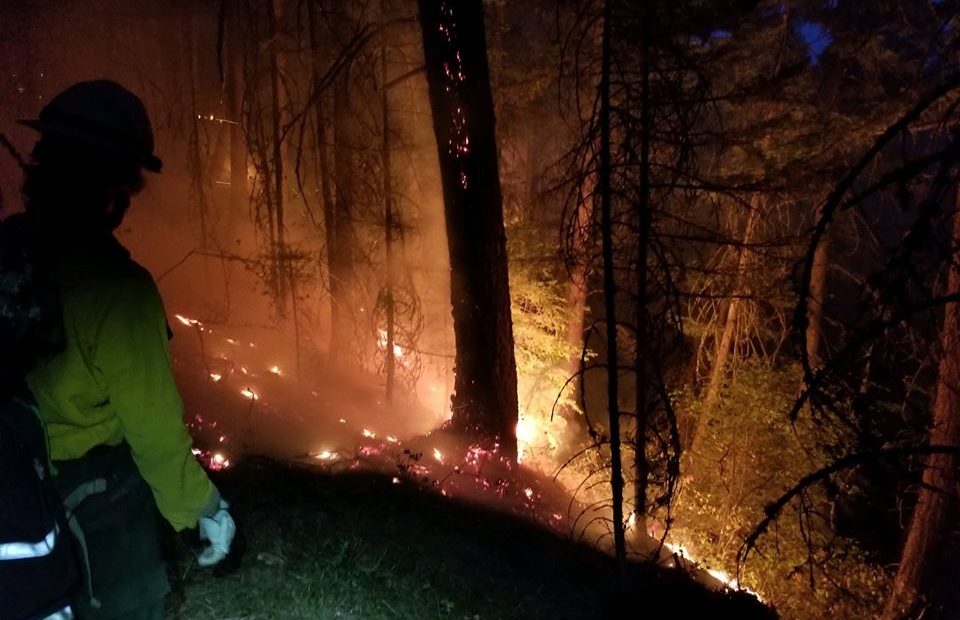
[18,80,162,172]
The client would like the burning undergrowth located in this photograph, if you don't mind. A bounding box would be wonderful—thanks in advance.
[169,311,770,610]
[171,311,581,537]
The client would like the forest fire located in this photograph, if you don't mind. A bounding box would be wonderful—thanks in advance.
[4,1,958,618]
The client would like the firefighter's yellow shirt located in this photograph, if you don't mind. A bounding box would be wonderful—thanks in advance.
[27,235,217,531]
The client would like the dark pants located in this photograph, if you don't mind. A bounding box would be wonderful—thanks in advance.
[52,443,169,620]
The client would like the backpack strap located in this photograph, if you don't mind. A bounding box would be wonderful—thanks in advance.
[62,478,108,610]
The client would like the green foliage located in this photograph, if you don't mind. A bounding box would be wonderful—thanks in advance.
[672,360,888,620]
[507,229,585,467]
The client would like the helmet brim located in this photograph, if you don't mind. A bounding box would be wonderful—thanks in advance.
[17,118,163,173]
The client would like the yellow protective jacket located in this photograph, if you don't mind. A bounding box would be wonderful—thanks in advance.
[27,235,217,531]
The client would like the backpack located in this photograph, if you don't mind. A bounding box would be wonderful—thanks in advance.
[0,214,80,620]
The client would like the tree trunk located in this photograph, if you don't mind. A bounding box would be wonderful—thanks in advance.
[882,195,960,620]
[268,0,288,313]
[417,0,519,459]
[306,1,339,356]
[330,70,357,358]
[633,3,652,528]
[380,0,396,402]
[597,0,628,573]
[806,204,829,371]
[185,6,209,248]
[227,2,247,218]
[690,197,762,453]
[562,184,592,398]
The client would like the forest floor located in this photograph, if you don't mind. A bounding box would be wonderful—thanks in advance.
[164,458,775,620]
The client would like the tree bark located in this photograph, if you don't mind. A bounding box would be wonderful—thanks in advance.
[417,0,519,459]
[882,195,960,620]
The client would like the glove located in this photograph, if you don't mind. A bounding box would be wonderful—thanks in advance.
[198,499,237,567]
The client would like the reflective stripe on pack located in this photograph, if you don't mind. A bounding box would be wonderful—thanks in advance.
[0,524,58,560]
[43,605,75,620]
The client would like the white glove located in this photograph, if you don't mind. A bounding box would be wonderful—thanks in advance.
[197,500,236,567]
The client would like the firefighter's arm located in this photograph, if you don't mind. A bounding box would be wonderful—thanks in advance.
[94,271,220,531]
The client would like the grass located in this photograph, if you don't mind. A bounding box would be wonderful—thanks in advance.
[165,458,776,620]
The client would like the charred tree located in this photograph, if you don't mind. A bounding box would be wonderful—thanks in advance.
[632,3,653,528]
[417,0,519,458]
[597,0,628,572]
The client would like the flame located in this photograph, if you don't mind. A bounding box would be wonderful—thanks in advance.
[209,452,230,470]
[240,388,258,400]
[516,417,536,463]
[433,448,443,463]
[660,538,763,601]
[524,487,534,499]
[314,450,338,461]
[269,365,282,375]
[209,373,223,382]
[174,314,200,327]
[362,429,377,439]
[386,435,399,443]
[376,329,404,359]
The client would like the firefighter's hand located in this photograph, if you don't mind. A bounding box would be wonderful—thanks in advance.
[197,500,236,567]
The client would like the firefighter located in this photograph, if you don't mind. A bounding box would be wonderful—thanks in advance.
[20,80,236,619]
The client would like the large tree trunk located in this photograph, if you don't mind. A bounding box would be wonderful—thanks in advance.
[417,0,519,459]
[882,196,960,620]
